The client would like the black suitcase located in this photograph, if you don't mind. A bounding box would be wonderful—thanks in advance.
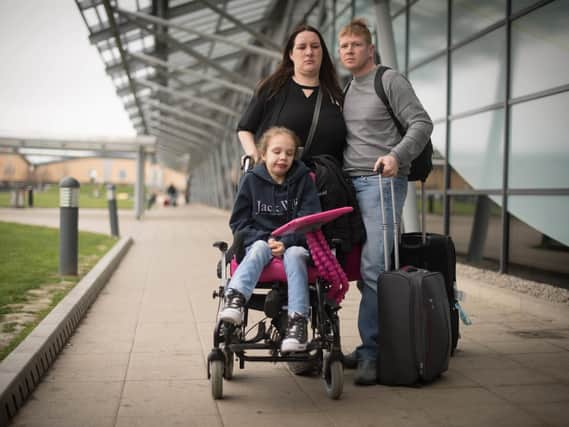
[376,174,451,386]
[399,183,460,354]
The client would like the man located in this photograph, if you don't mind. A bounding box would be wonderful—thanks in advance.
[338,18,433,385]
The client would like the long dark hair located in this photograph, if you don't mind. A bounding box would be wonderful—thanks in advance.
[257,24,343,105]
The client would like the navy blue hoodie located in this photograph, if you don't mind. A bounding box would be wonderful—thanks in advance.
[229,160,321,249]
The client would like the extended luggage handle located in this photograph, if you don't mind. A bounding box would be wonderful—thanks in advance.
[378,167,400,272]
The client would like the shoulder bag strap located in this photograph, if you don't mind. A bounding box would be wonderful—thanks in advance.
[301,88,323,160]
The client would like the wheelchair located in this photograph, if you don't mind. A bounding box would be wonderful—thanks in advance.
[207,207,356,400]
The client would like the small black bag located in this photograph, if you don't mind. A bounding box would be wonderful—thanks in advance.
[374,66,433,183]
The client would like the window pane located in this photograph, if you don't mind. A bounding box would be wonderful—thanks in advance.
[452,0,506,44]
[409,0,447,67]
[451,27,506,114]
[510,1,569,98]
[431,121,446,160]
[391,0,407,16]
[508,195,569,277]
[417,191,444,235]
[392,13,407,71]
[450,109,504,189]
[449,195,502,266]
[511,0,540,14]
[409,56,447,120]
[509,91,569,189]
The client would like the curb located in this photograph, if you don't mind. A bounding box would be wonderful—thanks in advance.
[459,276,569,324]
[0,236,133,425]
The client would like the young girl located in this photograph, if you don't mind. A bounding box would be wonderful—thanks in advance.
[220,127,321,353]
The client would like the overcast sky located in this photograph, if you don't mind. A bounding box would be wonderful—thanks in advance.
[0,0,135,139]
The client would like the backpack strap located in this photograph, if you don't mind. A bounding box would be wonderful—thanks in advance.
[374,65,406,137]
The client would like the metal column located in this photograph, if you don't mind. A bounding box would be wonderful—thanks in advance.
[374,0,420,233]
[135,145,145,219]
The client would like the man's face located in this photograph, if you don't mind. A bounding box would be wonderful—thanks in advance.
[338,34,374,74]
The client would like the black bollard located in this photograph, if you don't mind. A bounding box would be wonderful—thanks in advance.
[107,184,120,237]
[27,185,33,207]
[59,177,80,275]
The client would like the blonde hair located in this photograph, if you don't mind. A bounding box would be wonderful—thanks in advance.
[338,18,373,45]
[257,126,300,157]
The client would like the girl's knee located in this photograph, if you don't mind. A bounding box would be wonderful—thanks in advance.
[284,245,308,259]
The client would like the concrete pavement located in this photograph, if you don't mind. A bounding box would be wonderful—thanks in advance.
[1,205,569,426]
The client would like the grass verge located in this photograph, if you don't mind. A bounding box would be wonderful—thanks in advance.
[0,183,136,209]
[0,221,116,360]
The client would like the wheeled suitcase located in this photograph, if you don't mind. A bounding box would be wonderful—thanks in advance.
[377,174,451,386]
[399,182,460,354]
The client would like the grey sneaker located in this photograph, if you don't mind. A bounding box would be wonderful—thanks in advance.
[219,289,245,325]
[354,359,377,386]
[342,350,358,370]
[281,313,308,353]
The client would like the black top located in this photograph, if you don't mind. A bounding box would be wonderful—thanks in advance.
[237,79,347,163]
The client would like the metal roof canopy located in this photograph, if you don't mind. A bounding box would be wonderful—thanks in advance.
[0,134,156,154]
[74,0,282,173]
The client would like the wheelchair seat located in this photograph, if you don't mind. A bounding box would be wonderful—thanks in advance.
[230,257,319,284]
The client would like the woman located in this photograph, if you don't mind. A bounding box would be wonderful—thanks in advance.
[237,25,346,164]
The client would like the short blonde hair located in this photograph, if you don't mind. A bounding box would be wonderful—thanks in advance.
[338,18,372,45]
[257,126,300,156]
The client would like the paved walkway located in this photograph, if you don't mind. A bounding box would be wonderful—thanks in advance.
[2,205,569,426]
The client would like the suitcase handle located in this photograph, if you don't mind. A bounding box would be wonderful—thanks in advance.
[378,167,400,271]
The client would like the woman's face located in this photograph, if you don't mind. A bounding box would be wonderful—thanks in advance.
[289,30,323,78]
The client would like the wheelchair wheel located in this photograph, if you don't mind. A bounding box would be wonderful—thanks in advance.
[223,349,234,380]
[210,360,224,399]
[323,359,343,400]
[287,360,321,376]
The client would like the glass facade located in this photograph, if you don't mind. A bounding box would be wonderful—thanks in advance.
[380,0,569,281]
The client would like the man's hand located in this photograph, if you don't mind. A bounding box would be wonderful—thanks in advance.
[374,154,399,177]
[268,238,285,257]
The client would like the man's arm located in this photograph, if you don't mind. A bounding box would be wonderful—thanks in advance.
[386,72,433,169]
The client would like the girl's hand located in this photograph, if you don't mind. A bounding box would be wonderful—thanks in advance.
[268,238,285,257]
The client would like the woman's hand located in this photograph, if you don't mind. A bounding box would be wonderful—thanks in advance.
[268,238,285,257]
[237,130,260,164]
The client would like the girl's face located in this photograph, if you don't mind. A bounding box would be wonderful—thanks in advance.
[262,133,296,183]
[289,30,323,78]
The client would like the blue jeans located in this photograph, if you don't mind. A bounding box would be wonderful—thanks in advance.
[352,175,408,361]
[228,240,310,316]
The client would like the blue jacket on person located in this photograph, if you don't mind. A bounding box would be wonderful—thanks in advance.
[229,159,321,249]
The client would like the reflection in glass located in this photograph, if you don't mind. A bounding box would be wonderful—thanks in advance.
[511,0,540,13]
[511,1,569,98]
[417,191,444,235]
[409,0,447,67]
[449,196,502,266]
[451,28,506,114]
[391,0,407,15]
[509,91,569,189]
[509,196,569,279]
[450,109,504,189]
[393,13,406,72]
[409,56,447,120]
[452,0,506,44]
[431,122,446,159]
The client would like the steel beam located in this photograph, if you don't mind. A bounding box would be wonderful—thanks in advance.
[135,78,239,117]
[145,99,226,130]
[102,0,148,134]
[116,8,281,60]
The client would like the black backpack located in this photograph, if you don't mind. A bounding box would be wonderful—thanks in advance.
[374,66,433,182]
